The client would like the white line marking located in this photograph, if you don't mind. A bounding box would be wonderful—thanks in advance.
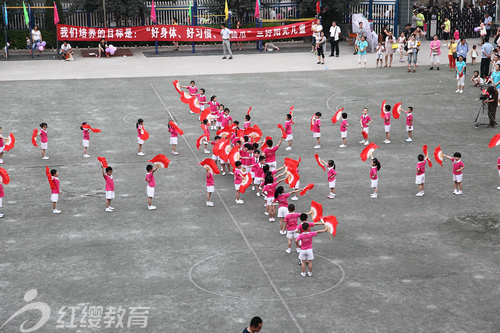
[150,83,305,333]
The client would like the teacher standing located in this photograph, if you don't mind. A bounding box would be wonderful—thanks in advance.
[220,23,233,60]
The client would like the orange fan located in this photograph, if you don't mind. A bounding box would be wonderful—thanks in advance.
[45,166,56,190]
[169,121,184,136]
[0,168,10,185]
[380,99,386,118]
[82,124,101,133]
[4,133,15,151]
[246,107,252,115]
[189,97,201,114]
[149,154,171,168]
[331,107,343,124]
[196,134,209,150]
[315,154,325,171]
[488,133,500,148]
[392,102,402,119]
[422,145,433,167]
[360,143,380,162]
[199,158,220,174]
[310,200,323,222]
[434,145,444,167]
[31,129,38,147]
[228,146,241,168]
[277,124,287,139]
[97,156,108,168]
[172,80,183,94]
[299,183,314,196]
[323,215,338,236]
[239,173,253,193]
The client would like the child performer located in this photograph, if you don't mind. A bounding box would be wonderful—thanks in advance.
[263,137,283,171]
[312,112,322,149]
[50,169,61,214]
[202,119,211,154]
[101,165,115,212]
[180,80,198,95]
[244,114,251,129]
[284,204,305,253]
[208,96,219,130]
[0,179,4,218]
[197,88,208,114]
[262,174,286,222]
[319,159,337,199]
[370,158,381,198]
[221,108,233,129]
[216,104,225,130]
[250,149,260,191]
[0,127,6,163]
[339,112,349,148]
[145,164,158,210]
[415,154,426,196]
[136,119,145,156]
[359,108,372,146]
[383,104,391,144]
[168,122,179,155]
[497,156,500,190]
[274,185,303,235]
[296,220,328,277]
[443,152,464,195]
[81,122,91,158]
[37,122,49,160]
[252,155,266,196]
[284,113,293,150]
[205,166,215,207]
[234,161,246,204]
[403,107,413,142]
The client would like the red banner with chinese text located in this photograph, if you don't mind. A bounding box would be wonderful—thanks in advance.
[57,21,314,42]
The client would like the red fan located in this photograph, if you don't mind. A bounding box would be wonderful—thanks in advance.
[260,136,273,151]
[189,98,201,114]
[0,168,10,185]
[239,173,253,193]
[299,183,314,196]
[246,107,252,115]
[200,108,211,122]
[31,129,38,147]
[380,100,386,118]
[284,157,300,169]
[315,154,325,171]
[217,126,233,138]
[331,107,343,124]
[139,129,149,141]
[82,124,101,133]
[289,105,294,116]
[243,125,262,142]
[149,154,171,168]
[434,145,444,167]
[310,115,315,131]
[228,146,241,168]
[277,124,287,139]
[488,133,500,148]
[4,133,15,151]
[392,102,402,119]
[199,158,220,174]
[219,143,232,161]
[286,167,300,188]
[236,129,244,140]
[97,156,108,168]
[361,131,368,139]
[172,80,183,94]
[196,134,209,150]
[169,121,184,135]
[310,200,323,222]
[213,138,228,156]
[422,145,433,168]
[45,166,56,190]
[180,91,195,104]
[360,143,380,162]
[323,215,338,236]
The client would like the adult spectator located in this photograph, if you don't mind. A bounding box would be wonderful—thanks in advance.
[235,20,242,51]
[411,10,421,33]
[404,23,412,40]
[493,26,500,46]
[264,42,279,51]
[416,9,425,31]
[243,317,263,333]
[172,18,179,51]
[481,36,493,77]
[456,38,469,63]
[97,38,108,58]
[310,19,322,53]
[407,34,418,72]
[448,38,457,70]
[489,63,500,90]
[442,17,451,45]
[429,35,441,70]
[484,13,492,36]
[60,40,74,61]
[329,21,341,57]
[384,30,394,67]
[316,31,326,64]
[484,85,498,127]
[354,21,366,55]
[220,23,233,60]
[31,25,42,56]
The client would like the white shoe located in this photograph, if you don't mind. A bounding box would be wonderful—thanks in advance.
[236,199,244,204]
[359,140,365,144]
[148,205,156,210]
[455,89,460,93]
[208,201,214,206]
[285,147,292,151]
[269,218,273,222]
[339,144,346,148]
[53,209,61,214]
[307,272,312,277]
[172,151,179,155]
[42,156,49,160]
[0,213,4,218]
[364,141,369,146]
[264,212,269,215]
[83,154,90,158]
[108,206,115,210]
[286,248,291,254]
[0,159,3,164]
[204,150,210,154]
[222,172,226,176]
[301,272,306,277]
[190,111,195,114]
[138,152,145,156]
[362,64,366,68]
[291,196,298,201]
[314,145,321,149]
[358,64,361,68]
[105,207,113,212]
[453,189,458,194]
[384,140,391,144]
[497,186,500,190]
[456,191,462,195]
[370,193,378,198]
[327,194,335,199]
[252,186,255,191]
[256,192,261,197]
[229,171,234,175]
[296,248,300,253]
[416,192,424,196]
[405,138,412,142]
[459,90,463,94]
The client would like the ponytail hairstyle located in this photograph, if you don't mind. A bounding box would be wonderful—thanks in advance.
[245,114,251,121]
[418,154,424,161]
[264,175,274,186]
[274,185,284,199]
[262,164,270,174]
[39,122,47,128]
[328,159,336,169]
[243,135,249,142]
[202,119,209,125]
[80,122,87,131]
[136,118,143,128]
[210,95,217,102]
[372,158,381,171]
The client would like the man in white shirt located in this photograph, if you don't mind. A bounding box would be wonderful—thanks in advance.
[60,40,74,61]
[220,23,233,60]
[329,21,341,57]
[484,13,492,36]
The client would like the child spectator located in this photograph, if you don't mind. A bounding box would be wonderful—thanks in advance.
[471,70,484,86]
[50,169,61,214]
[359,108,372,146]
[145,164,158,210]
[102,165,115,212]
[376,42,384,67]
[383,104,391,144]
[312,112,322,149]
[443,152,464,195]
[339,112,348,148]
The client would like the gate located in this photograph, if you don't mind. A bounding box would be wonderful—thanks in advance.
[348,0,399,36]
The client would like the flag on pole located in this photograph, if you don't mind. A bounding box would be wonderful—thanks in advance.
[187,1,192,22]
[150,0,156,23]
[22,1,29,26]
[3,2,7,26]
[53,2,59,25]
[224,0,228,20]
[254,0,260,19]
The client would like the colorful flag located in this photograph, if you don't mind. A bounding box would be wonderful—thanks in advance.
[22,1,29,26]
[150,0,156,23]
[187,1,192,21]
[3,2,7,26]
[254,0,260,19]
[224,0,228,20]
[53,2,59,25]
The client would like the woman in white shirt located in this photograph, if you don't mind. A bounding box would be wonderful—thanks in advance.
[31,25,42,56]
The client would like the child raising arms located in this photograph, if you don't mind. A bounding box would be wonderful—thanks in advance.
[145,164,158,210]
[102,165,115,212]
[443,152,464,195]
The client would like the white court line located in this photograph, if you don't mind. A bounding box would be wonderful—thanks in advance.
[150,83,305,333]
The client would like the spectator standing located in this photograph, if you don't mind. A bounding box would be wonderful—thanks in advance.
[316,31,326,65]
[310,19,322,53]
[448,38,457,70]
[481,37,493,77]
[484,86,498,127]
[243,317,263,333]
[442,17,451,45]
[220,23,233,60]
[31,25,42,56]
[329,21,341,57]
[235,21,242,51]
[384,31,394,67]
[456,55,466,93]
[484,13,492,36]
[411,10,422,33]
[429,35,441,70]
[357,35,368,68]
[407,35,418,72]
[456,38,469,63]
[172,18,179,51]
[489,63,500,91]
[354,21,366,55]
[416,9,425,31]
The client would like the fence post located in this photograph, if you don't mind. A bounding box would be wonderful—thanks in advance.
[394,0,399,35]
[192,0,196,53]
[368,0,373,21]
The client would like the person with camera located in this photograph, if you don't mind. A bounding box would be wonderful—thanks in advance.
[483,85,498,128]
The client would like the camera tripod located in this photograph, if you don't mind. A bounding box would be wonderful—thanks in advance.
[475,102,495,129]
